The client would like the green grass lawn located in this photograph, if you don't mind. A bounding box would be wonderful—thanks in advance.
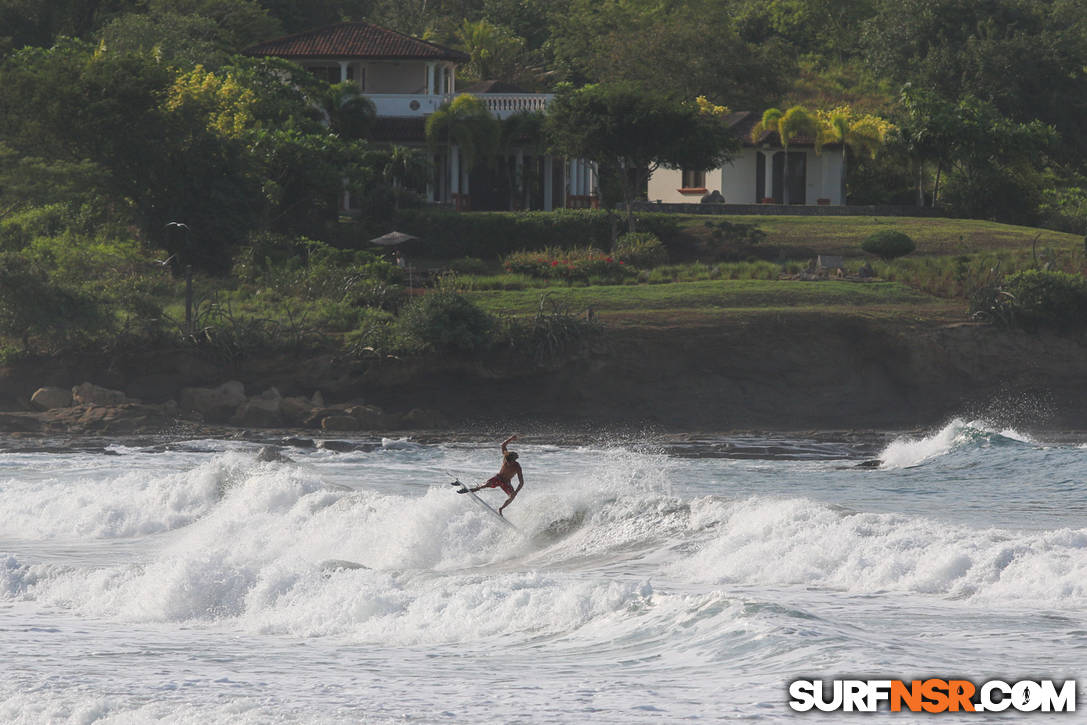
[467,278,953,316]
[676,214,1081,257]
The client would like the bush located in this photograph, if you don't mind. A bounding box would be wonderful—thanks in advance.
[614,232,668,268]
[396,291,494,353]
[972,269,1087,331]
[504,247,635,283]
[391,209,681,260]
[861,230,916,261]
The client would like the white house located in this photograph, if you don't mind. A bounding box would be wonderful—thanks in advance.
[647,111,845,206]
[245,22,596,211]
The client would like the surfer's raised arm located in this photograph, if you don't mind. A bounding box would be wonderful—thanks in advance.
[501,434,518,453]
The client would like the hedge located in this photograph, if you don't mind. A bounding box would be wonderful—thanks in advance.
[384,209,681,260]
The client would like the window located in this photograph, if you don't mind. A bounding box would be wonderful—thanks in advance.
[305,65,341,85]
[681,169,706,189]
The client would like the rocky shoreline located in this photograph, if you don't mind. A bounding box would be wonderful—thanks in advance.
[3,316,1087,438]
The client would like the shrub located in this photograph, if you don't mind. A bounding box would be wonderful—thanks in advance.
[972,269,1087,331]
[390,209,681,260]
[503,247,634,283]
[396,291,494,353]
[861,230,916,261]
[447,257,492,275]
[346,307,397,354]
[614,232,668,268]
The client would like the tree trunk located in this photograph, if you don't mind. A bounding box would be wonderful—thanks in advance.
[917,162,925,207]
[933,161,943,207]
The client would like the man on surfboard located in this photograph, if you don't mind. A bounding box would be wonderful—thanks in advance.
[459,434,524,516]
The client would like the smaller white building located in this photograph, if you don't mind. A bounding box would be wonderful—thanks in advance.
[647,111,845,206]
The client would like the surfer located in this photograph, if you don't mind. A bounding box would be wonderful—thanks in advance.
[459,434,524,515]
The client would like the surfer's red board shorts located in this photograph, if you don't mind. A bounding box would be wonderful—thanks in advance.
[484,475,515,497]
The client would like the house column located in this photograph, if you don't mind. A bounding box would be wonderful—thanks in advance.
[514,149,524,208]
[543,155,553,211]
[425,63,434,96]
[765,154,774,201]
[820,155,830,203]
[450,145,460,195]
[338,61,349,83]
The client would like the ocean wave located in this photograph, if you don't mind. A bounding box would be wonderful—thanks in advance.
[878,418,1034,469]
[0,451,267,539]
[677,496,1087,608]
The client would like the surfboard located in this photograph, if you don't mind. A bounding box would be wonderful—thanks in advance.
[449,478,521,533]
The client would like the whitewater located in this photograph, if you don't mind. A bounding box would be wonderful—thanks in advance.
[1,420,1085,723]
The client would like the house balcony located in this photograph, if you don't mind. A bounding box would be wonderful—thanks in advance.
[367,92,553,119]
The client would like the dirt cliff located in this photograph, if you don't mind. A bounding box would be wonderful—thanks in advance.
[1,316,1085,433]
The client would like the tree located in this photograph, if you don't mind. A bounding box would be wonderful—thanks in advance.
[425,94,500,177]
[817,106,894,203]
[751,106,819,205]
[321,80,377,140]
[897,85,1057,222]
[549,0,790,109]
[861,0,1087,163]
[456,18,524,83]
[547,83,738,232]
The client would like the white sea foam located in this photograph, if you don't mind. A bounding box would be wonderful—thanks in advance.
[679,495,1087,608]
[879,418,1034,469]
[0,451,261,539]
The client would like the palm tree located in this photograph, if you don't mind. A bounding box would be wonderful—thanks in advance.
[751,106,819,204]
[425,94,500,205]
[818,106,893,204]
[321,81,376,140]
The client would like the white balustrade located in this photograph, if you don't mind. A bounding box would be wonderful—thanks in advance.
[364,92,553,118]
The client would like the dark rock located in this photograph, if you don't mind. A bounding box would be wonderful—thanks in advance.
[126,374,182,403]
[30,386,72,410]
[322,415,360,432]
[316,440,356,452]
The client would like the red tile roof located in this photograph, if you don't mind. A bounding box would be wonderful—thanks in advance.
[245,22,469,62]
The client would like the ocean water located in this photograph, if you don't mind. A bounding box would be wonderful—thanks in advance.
[1,420,1085,723]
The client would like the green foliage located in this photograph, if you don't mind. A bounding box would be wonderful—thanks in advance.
[861,230,916,260]
[496,292,601,365]
[396,290,495,353]
[503,247,633,282]
[457,18,525,83]
[425,94,500,172]
[614,232,668,268]
[972,270,1087,331]
[547,83,739,231]
[0,252,110,351]
[550,0,789,109]
[394,209,679,259]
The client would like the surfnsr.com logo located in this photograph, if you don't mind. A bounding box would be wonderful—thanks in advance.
[788,679,1077,713]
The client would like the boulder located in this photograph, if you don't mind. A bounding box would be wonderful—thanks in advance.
[126,374,182,403]
[316,439,357,452]
[30,386,72,410]
[400,407,447,429]
[321,415,360,432]
[280,396,316,427]
[231,387,283,428]
[348,404,386,429]
[72,382,127,406]
[179,381,246,423]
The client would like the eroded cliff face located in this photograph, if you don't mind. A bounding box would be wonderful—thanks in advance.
[2,317,1086,433]
[358,317,1087,431]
